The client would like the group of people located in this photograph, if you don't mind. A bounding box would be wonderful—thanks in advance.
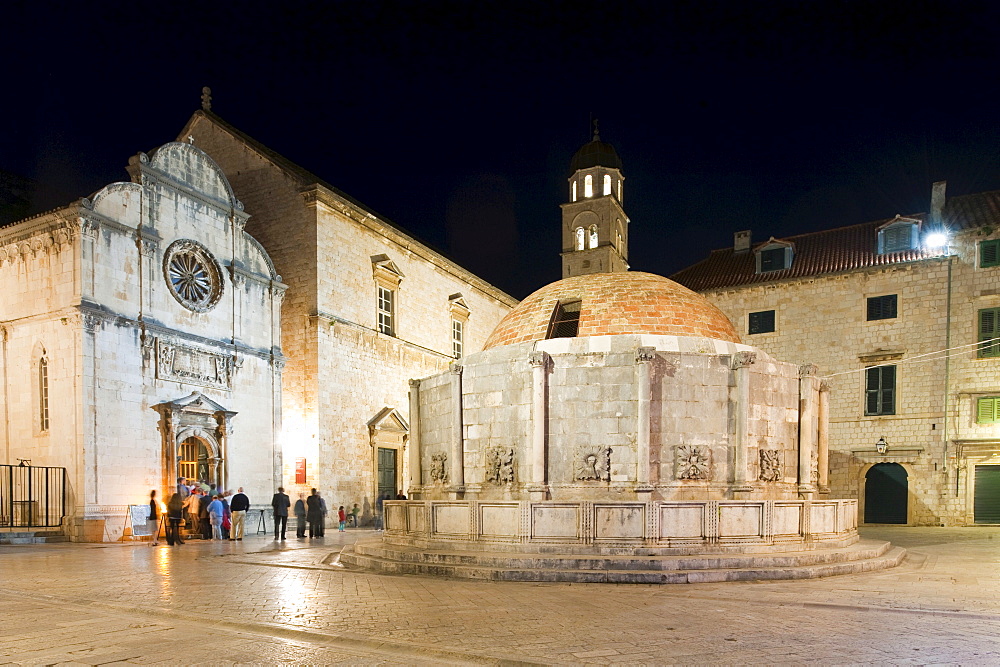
[147,479,395,544]
[271,487,361,539]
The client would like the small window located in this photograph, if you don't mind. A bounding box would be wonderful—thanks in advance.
[603,174,612,196]
[867,295,898,321]
[617,179,622,202]
[981,240,1000,268]
[979,308,1000,358]
[977,397,1000,424]
[588,225,598,249]
[377,286,395,336]
[748,310,775,334]
[865,365,896,416]
[759,247,790,272]
[452,319,464,359]
[547,300,581,339]
[571,181,577,202]
[879,223,917,254]
[38,356,49,432]
[584,174,593,198]
[575,227,585,251]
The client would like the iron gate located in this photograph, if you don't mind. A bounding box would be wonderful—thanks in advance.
[0,465,66,528]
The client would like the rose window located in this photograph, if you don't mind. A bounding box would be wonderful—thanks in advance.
[163,240,223,312]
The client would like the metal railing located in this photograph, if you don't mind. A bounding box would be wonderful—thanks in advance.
[0,464,66,528]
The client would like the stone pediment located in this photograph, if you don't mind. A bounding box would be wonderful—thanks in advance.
[163,391,233,415]
[367,407,408,433]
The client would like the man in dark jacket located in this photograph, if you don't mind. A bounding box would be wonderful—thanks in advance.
[230,487,250,540]
[199,491,213,540]
[306,488,323,538]
[270,487,291,540]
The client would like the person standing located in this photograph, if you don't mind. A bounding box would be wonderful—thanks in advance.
[184,489,201,535]
[147,490,160,546]
[176,477,191,500]
[350,503,360,528]
[230,487,249,541]
[221,491,232,540]
[199,490,213,540]
[338,506,346,532]
[294,493,307,539]
[165,492,185,545]
[207,495,225,540]
[306,488,322,538]
[270,486,290,540]
[317,493,328,537]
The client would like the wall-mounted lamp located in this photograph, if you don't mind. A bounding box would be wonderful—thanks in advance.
[875,437,888,455]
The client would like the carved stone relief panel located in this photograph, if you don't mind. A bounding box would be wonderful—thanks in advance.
[429,453,449,484]
[485,446,515,485]
[576,446,612,481]
[154,337,237,390]
[675,445,711,480]
[758,449,782,482]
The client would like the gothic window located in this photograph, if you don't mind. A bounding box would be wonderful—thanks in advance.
[547,300,582,339]
[867,294,898,321]
[979,308,1000,358]
[603,174,612,196]
[865,365,896,416]
[452,318,464,359]
[584,174,593,198]
[575,227,585,251]
[571,181,577,202]
[163,240,223,313]
[378,286,395,336]
[38,354,49,432]
[588,225,598,249]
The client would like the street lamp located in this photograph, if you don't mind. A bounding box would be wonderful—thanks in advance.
[875,437,888,455]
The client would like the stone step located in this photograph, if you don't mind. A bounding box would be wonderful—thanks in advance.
[348,538,892,572]
[338,540,906,583]
[0,530,68,544]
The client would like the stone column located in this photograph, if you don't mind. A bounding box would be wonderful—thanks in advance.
[449,363,465,496]
[731,351,757,497]
[818,380,831,494]
[635,347,655,493]
[528,351,550,499]
[798,364,819,499]
[408,379,422,497]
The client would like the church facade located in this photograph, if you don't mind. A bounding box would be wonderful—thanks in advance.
[0,142,285,540]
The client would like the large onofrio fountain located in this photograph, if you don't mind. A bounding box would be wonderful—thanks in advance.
[342,272,903,582]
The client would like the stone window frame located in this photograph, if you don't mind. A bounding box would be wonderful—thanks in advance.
[748,309,776,335]
[372,255,404,337]
[162,239,225,313]
[33,346,50,435]
[754,238,794,273]
[866,294,898,321]
[864,364,896,416]
[448,293,470,359]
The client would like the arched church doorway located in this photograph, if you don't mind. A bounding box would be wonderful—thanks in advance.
[864,463,908,524]
[178,437,217,486]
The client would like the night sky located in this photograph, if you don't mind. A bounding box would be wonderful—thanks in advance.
[5,1,1000,299]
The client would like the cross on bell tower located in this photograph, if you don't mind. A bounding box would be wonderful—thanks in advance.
[560,119,629,277]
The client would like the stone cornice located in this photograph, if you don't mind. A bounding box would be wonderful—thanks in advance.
[303,185,518,308]
[310,309,454,361]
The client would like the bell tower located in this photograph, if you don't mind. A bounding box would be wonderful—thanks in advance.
[560,120,629,277]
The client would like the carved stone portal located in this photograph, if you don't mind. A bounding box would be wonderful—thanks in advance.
[485,446,515,485]
[576,447,612,482]
[429,453,449,484]
[759,449,782,482]
[675,445,711,480]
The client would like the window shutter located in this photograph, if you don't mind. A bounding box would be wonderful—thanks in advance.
[977,397,997,424]
[982,241,1000,268]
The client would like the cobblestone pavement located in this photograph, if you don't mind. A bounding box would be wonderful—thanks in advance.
[2,527,1000,665]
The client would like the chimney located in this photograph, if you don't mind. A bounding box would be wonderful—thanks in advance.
[930,181,947,226]
[734,230,752,253]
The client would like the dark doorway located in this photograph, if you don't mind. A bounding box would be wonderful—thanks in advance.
[377,447,397,500]
[974,465,1000,524]
[864,463,908,524]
